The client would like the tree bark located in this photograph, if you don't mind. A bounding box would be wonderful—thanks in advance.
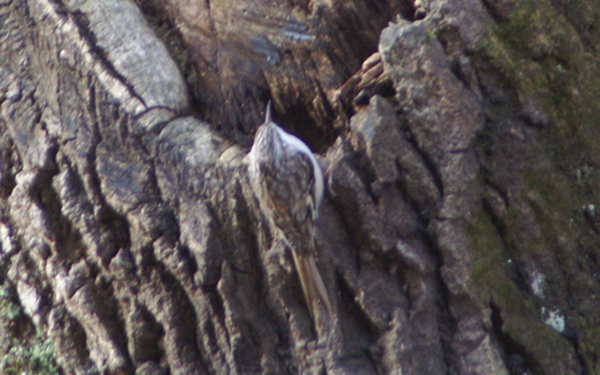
[1,0,599,374]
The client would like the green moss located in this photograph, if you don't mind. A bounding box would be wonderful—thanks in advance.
[0,284,60,375]
[468,209,529,316]
[0,287,21,321]
[475,0,600,144]
[468,209,581,374]
[2,335,59,375]
[470,0,600,369]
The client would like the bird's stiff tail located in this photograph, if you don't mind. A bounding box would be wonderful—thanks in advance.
[291,248,333,319]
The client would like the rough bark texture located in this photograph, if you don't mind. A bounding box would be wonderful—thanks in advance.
[1,0,600,374]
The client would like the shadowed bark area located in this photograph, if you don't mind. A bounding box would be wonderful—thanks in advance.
[1,0,600,374]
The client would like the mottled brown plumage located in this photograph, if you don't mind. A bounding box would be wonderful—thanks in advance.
[248,102,332,320]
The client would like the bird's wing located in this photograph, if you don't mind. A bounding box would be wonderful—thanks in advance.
[258,150,333,318]
[260,150,316,244]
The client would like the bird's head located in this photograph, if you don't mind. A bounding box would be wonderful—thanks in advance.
[252,101,283,155]
[248,101,324,214]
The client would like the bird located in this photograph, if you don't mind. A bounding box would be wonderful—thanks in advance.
[248,101,333,320]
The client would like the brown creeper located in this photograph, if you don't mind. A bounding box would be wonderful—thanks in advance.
[248,102,333,319]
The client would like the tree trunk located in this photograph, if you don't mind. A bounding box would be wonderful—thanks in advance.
[1,0,599,374]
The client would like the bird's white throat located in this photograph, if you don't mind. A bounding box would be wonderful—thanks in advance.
[273,125,324,211]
